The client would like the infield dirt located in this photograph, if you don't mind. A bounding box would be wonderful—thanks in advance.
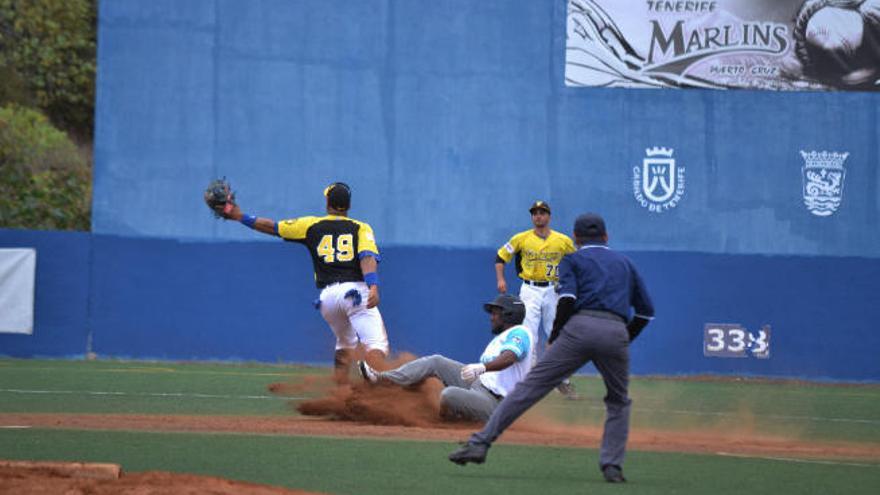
[0,464,328,495]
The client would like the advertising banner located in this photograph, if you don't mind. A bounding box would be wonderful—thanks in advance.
[565,0,880,91]
[0,248,36,334]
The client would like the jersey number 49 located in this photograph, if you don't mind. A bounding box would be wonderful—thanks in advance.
[317,234,354,263]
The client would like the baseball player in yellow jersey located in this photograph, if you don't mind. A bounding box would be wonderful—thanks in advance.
[212,182,389,383]
[495,200,578,398]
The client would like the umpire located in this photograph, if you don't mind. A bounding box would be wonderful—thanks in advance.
[449,213,655,484]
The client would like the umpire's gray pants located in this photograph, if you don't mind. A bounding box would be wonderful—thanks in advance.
[379,354,500,422]
[470,314,632,469]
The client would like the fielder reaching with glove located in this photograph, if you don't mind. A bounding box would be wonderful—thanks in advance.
[357,294,534,422]
[204,179,389,382]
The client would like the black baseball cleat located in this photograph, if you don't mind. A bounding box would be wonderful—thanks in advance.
[448,442,489,465]
[602,464,626,483]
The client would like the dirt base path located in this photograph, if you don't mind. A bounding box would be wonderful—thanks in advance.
[3,412,879,461]
[0,462,327,495]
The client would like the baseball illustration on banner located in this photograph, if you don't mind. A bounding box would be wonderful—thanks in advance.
[800,150,848,217]
[565,0,880,91]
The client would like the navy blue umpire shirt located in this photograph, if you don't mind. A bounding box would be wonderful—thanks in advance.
[556,243,655,322]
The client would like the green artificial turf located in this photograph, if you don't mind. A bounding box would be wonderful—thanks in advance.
[0,428,877,495]
[0,359,308,415]
[548,376,880,444]
[1,359,878,494]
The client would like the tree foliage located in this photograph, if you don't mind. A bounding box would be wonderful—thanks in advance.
[0,105,91,230]
[0,0,96,140]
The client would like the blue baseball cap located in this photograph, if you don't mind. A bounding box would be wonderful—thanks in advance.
[574,213,606,238]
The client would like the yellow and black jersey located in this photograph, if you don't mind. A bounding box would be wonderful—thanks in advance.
[497,229,575,282]
[277,215,380,288]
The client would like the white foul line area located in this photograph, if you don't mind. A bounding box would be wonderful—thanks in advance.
[716,452,878,468]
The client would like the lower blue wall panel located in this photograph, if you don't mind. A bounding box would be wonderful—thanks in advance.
[1,229,878,381]
[0,229,92,357]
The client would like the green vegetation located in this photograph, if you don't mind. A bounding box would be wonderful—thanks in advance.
[0,105,91,230]
[0,0,96,138]
[0,0,96,230]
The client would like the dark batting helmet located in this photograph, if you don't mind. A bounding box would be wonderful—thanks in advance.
[324,182,351,210]
[483,294,526,326]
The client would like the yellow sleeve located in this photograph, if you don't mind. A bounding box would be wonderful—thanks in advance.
[356,221,380,255]
[276,216,316,241]
[560,233,576,254]
[496,232,523,263]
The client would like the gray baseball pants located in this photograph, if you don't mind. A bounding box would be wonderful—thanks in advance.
[378,354,501,421]
[470,313,632,469]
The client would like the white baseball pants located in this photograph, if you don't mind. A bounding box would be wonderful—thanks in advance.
[518,282,559,342]
[318,281,389,354]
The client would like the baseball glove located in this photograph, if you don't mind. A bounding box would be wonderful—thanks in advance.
[203,178,236,218]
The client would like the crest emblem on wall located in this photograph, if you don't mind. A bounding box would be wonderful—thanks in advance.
[633,147,685,213]
[800,151,848,217]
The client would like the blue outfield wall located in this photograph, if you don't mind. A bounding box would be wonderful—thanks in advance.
[93,0,880,258]
[2,229,878,381]
[79,1,880,382]
[0,230,91,357]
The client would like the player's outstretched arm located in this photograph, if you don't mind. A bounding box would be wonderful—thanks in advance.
[243,213,280,236]
[219,204,279,237]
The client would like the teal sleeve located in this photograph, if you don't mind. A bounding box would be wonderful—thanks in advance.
[498,328,530,360]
